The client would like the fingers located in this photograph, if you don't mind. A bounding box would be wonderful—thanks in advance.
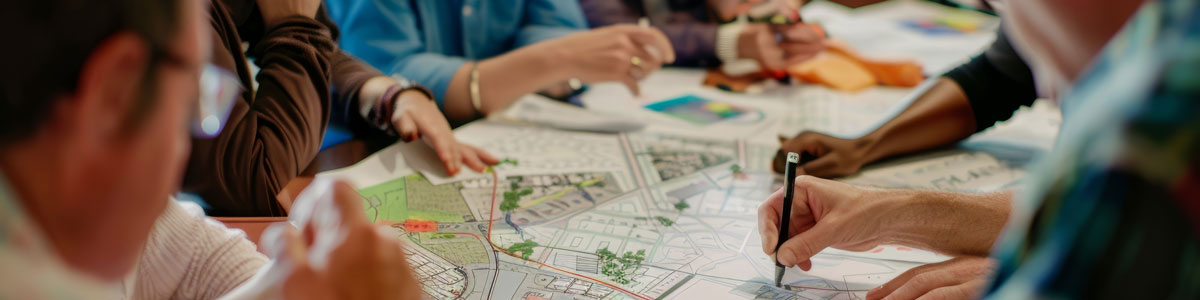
[627,38,664,75]
[280,224,325,300]
[624,26,676,64]
[421,128,461,176]
[915,279,987,300]
[781,42,825,65]
[396,115,419,142]
[772,149,788,173]
[468,144,501,166]
[774,177,829,270]
[867,261,942,300]
[331,181,369,226]
[775,221,834,270]
[774,23,824,43]
[758,185,788,254]
[263,222,307,260]
[866,258,992,300]
[795,154,837,176]
[459,145,488,173]
[620,77,642,96]
[404,104,462,176]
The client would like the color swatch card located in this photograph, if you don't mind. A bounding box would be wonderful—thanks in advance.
[644,94,755,125]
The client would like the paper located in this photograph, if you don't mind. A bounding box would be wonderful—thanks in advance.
[805,0,999,76]
[841,150,1025,193]
[323,122,940,300]
[501,95,646,133]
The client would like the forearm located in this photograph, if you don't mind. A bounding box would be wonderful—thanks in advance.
[441,45,567,121]
[877,189,1011,256]
[857,78,978,163]
[185,10,337,216]
[329,52,385,120]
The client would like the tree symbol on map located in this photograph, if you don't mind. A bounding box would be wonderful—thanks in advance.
[500,178,532,236]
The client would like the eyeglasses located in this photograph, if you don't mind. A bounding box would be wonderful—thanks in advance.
[192,64,240,138]
[153,46,242,138]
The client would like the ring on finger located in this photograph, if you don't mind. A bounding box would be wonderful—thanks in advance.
[629,56,646,79]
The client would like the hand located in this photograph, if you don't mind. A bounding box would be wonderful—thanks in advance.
[549,24,676,96]
[391,91,500,176]
[773,23,825,64]
[758,176,892,270]
[738,23,825,71]
[773,131,869,178]
[865,256,995,300]
[256,0,321,28]
[266,180,422,300]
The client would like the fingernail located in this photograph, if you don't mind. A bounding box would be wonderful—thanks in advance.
[644,45,663,62]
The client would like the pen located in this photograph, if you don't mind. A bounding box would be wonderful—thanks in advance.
[774,152,800,288]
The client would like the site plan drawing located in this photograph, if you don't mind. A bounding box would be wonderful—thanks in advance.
[334,122,1022,300]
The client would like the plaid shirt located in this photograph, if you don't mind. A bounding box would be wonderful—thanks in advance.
[987,0,1200,298]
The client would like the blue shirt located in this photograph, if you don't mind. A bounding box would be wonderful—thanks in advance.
[326,0,588,103]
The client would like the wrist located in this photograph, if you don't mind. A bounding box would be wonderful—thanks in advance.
[534,42,573,80]
[879,191,1009,255]
[852,133,883,164]
[375,80,433,133]
[391,89,431,108]
[716,21,745,63]
[719,21,762,76]
[864,189,920,245]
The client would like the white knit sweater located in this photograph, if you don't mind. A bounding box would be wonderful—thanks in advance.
[120,201,268,299]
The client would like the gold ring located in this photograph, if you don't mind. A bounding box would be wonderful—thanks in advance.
[631,56,643,68]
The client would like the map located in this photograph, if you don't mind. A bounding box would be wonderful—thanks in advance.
[329,122,1031,300]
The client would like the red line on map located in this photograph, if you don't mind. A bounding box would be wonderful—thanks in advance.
[482,171,653,300]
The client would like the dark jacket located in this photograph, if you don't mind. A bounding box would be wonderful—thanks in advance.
[183,0,392,216]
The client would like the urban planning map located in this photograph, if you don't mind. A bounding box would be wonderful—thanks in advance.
[338,122,1021,300]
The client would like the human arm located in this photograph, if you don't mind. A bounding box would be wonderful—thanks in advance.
[183,0,335,216]
[132,201,268,299]
[216,180,421,300]
[774,29,1038,177]
[579,0,722,67]
[758,176,1010,270]
[438,25,675,121]
[330,0,674,122]
[864,256,995,300]
[328,52,499,175]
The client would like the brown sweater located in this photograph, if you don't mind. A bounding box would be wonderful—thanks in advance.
[183,0,388,216]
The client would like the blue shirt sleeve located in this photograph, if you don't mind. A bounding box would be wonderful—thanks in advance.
[328,0,587,104]
[514,0,588,47]
[327,0,466,105]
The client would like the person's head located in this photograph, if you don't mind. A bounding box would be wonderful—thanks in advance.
[0,0,210,280]
[1003,0,1147,99]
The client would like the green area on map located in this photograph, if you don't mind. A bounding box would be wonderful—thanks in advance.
[358,174,468,223]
